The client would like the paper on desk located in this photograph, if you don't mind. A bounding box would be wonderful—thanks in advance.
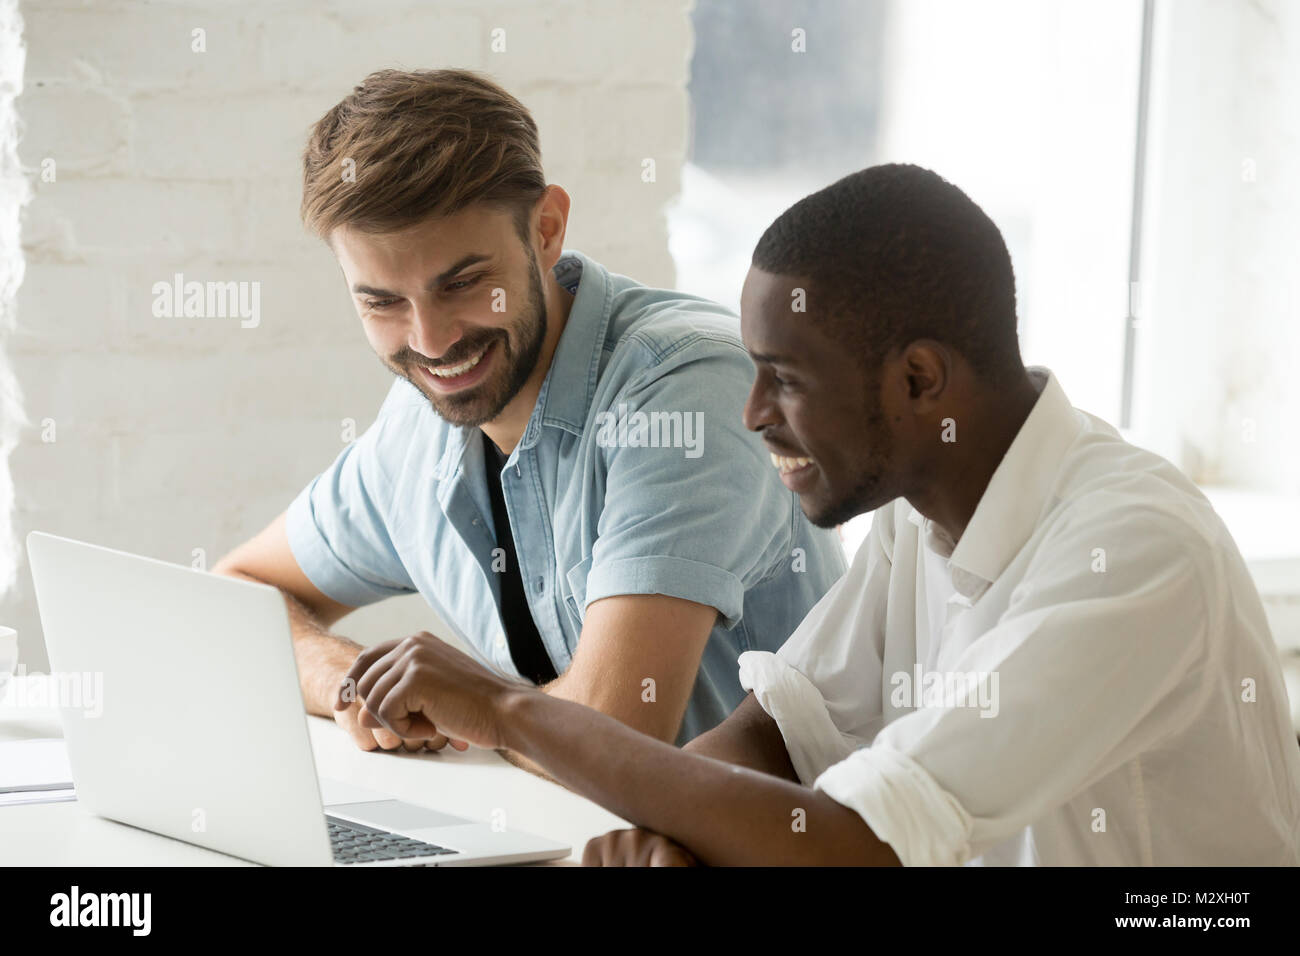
[0,738,76,805]
[0,787,76,806]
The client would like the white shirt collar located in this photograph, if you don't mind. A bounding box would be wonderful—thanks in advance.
[908,367,1083,594]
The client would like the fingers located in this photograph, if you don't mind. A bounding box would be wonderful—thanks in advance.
[345,704,400,750]
[342,715,380,751]
[350,641,410,710]
[581,828,693,867]
[357,691,435,740]
[332,700,381,751]
[376,670,444,739]
[334,638,399,711]
[368,718,438,753]
[370,725,406,751]
[334,696,458,755]
[376,729,458,753]
[649,840,697,867]
[334,634,475,752]
[583,829,638,867]
[361,651,418,735]
[358,701,430,738]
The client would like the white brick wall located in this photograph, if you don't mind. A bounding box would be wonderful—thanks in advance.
[1,0,694,670]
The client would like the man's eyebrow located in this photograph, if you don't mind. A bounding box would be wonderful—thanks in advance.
[747,349,798,365]
[351,253,493,297]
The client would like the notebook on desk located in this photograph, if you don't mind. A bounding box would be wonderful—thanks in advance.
[0,738,76,806]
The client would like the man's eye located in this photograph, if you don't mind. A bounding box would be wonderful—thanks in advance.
[364,297,400,310]
[445,275,482,292]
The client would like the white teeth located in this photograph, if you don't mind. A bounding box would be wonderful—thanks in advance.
[428,348,486,378]
[769,452,813,474]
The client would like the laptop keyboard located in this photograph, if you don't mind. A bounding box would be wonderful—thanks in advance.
[327,815,458,864]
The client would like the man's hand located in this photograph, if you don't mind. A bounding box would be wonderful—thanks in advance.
[336,632,519,751]
[331,693,463,753]
[582,828,698,867]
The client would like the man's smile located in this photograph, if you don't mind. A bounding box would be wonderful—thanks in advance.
[418,340,498,393]
[768,451,818,491]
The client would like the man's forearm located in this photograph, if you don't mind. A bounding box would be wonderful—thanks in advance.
[684,692,800,781]
[503,681,798,791]
[497,673,584,784]
[498,688,899,866]
[220,569,360,715]
[497,746,559,784]
[506,685,796,787]
[498,667,689,784]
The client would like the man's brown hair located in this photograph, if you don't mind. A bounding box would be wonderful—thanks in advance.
[301,68,548,242]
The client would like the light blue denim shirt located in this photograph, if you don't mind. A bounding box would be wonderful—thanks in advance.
[286,249,847,742]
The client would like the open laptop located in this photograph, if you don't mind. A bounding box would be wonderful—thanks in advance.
[26,531,570,866]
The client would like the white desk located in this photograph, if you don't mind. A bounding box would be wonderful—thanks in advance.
[0,676,628,865]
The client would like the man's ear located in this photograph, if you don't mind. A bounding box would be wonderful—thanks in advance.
[899,341,951,410]
[535,185,571,268]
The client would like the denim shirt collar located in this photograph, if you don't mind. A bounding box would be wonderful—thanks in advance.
[430,248,612,479]
[521,248,614,449]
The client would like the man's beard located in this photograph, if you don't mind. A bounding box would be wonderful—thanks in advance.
[808,394,894,529]
[391,250,548,428]
[809,453,887,528]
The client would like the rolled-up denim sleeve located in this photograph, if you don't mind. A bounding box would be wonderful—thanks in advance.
[284,401,417,608]
[583,341,796,628]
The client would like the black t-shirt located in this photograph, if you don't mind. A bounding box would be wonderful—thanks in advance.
[481,433,559,685]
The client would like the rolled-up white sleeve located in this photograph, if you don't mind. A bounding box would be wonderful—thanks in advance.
[815,745,976,866]
[738,651,857,785]
[738,501,898,778]
[739,645,976,865]
[745,508,1214,866]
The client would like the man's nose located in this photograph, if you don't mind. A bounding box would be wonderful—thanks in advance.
[742,377,776,433]
[408,301,462,360]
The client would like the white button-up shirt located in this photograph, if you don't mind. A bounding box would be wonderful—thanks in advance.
[739,368,1300,865]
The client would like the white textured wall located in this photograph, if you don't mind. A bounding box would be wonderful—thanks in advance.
[2,0,693,670]
[0,0,30,617]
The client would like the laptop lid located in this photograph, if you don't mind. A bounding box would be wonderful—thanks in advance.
[27,531,334,866]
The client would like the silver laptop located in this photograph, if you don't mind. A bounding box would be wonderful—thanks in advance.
[26,531,570,866]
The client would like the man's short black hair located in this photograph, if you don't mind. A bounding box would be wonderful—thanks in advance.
[752,163,1022,384]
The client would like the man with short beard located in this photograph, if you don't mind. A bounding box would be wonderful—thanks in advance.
[213,69,846,771]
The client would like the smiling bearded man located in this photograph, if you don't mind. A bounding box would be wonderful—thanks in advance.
[212,69,847,775]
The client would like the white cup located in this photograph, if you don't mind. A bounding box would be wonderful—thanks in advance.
[0,626,16,699]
